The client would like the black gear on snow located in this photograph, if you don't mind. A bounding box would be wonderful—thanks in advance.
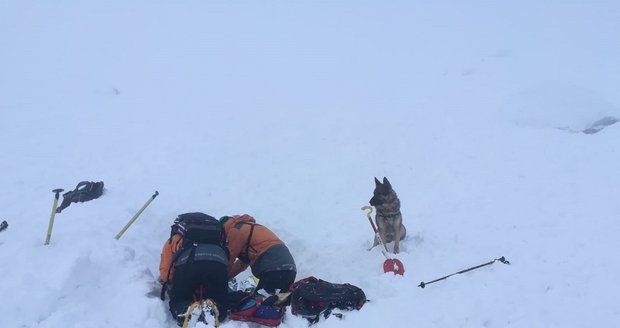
[56,181,105,213]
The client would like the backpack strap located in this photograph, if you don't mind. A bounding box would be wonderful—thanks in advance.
[234,221,261,263]
[243,224,256,261]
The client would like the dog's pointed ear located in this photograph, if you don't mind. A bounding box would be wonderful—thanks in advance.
[383,177,392,189]
[375,177,382,186]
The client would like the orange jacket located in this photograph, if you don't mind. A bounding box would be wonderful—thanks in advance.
[223,214,284,279]
[159,234,184,283]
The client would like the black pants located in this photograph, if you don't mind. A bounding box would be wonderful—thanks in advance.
[169,261,228,321]
[255,270,297,294]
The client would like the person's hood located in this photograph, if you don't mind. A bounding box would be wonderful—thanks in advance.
[223,214,256,231]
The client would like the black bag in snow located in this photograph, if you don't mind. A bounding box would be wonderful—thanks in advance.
[290,276,367,324]
[56,181,105,213]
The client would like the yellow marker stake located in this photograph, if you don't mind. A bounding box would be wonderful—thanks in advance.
[114,191,159,240]
[44,189,64,245]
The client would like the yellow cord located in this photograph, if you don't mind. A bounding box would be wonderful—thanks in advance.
[181,302,200,328]
[204,299,220,327]
[182,299,220,327]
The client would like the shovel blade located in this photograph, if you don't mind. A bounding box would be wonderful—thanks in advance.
[383,258,405,275]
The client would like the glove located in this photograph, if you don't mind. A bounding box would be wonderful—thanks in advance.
[228,278,238,291]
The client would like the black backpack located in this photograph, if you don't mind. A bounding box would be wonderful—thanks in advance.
[56,181,105,213]
[170,212,226,247]
[160,213,227,301]
[290,276,367,324]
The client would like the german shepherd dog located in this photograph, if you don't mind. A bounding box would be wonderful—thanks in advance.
[369,177,406,254]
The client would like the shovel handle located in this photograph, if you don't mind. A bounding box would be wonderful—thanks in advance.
[362,206,405,276]
[362,205,390,254]
[361,206,378,233]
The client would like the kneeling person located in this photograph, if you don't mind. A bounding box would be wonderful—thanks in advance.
[160,213,229,326]
[220,215,296,294]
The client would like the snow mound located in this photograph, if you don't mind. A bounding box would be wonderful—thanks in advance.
[501,84,620,132]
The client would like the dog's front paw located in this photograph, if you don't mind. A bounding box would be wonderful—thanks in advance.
[393,245,400,254]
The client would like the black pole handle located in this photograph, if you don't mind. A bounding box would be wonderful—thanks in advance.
[52,188,64,199]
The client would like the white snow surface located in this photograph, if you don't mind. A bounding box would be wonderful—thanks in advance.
[1,1,619,327]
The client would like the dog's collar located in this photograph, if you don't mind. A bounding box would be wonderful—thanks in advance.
[378,210,401,217]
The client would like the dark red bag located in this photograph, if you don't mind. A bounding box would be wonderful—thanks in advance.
[290,276,367,324]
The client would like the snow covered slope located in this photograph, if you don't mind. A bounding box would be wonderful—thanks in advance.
[1,1,619,327]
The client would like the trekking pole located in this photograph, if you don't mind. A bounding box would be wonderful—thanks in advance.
[114,191,159,240]
[44,189,64,245]
[418,256,510,288]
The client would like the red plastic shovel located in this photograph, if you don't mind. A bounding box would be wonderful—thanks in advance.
[362,206,405,275]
